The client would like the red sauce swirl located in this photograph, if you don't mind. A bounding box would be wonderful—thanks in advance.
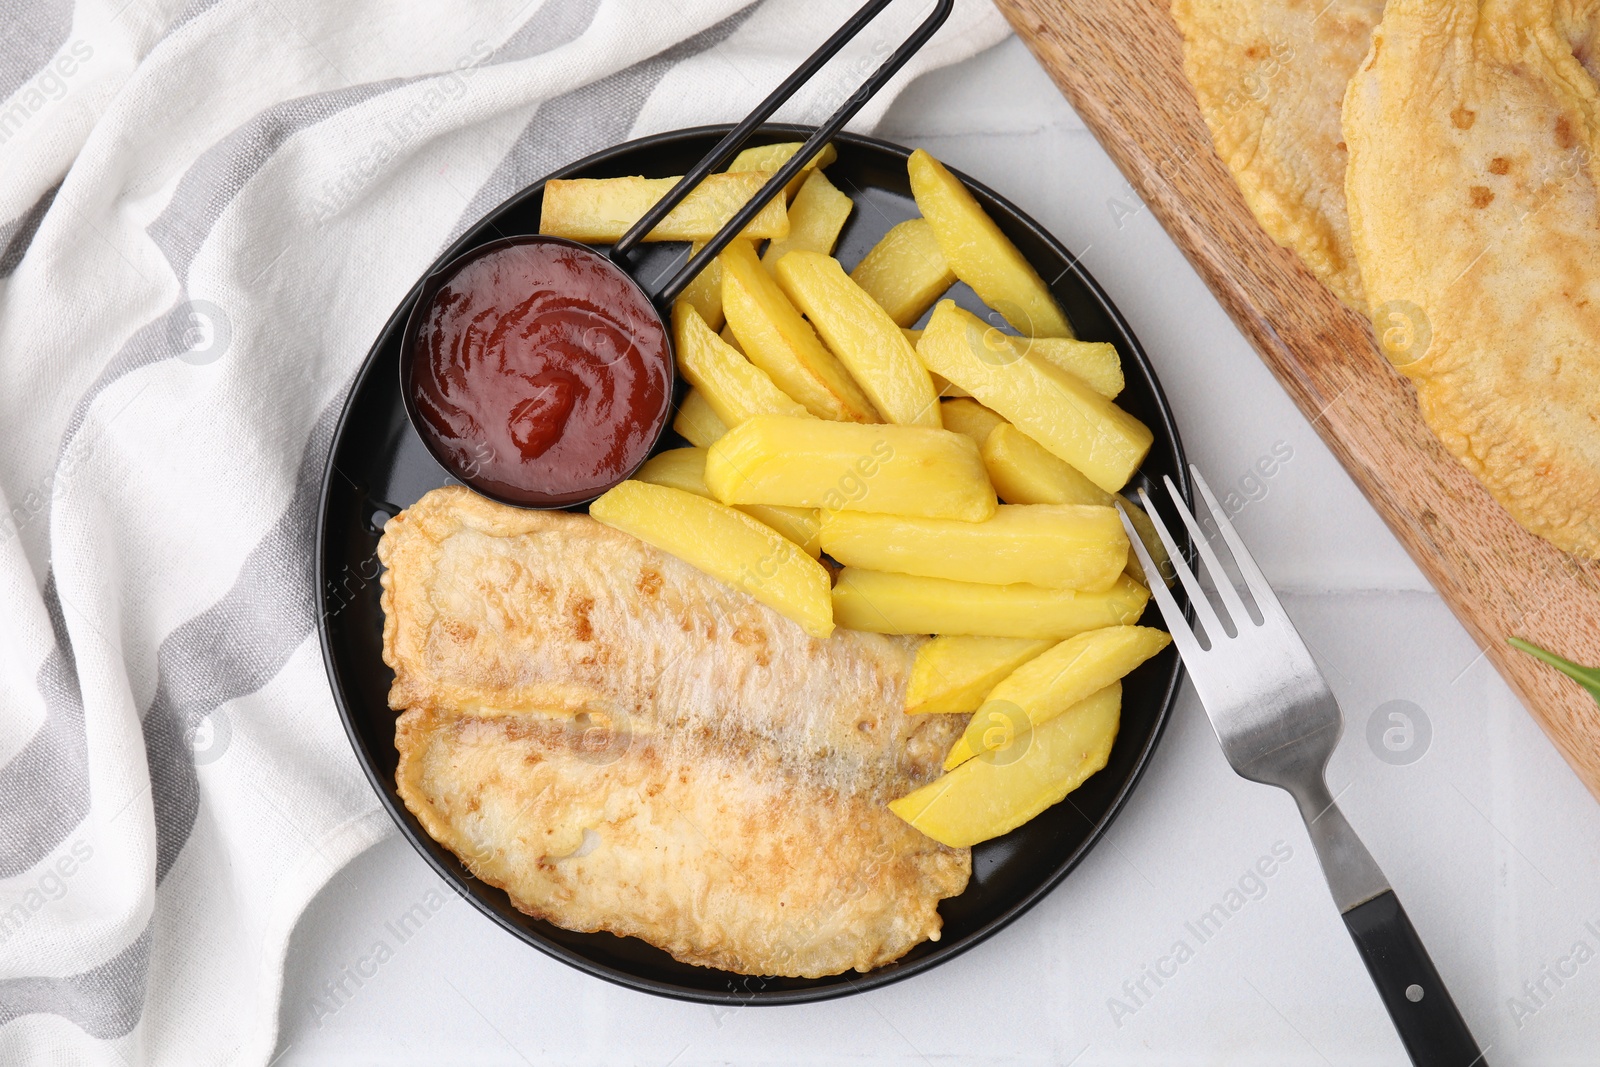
[410,239,671,507]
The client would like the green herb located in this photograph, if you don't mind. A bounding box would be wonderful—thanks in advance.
[1507,637,1600,708]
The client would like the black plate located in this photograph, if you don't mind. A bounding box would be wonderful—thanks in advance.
[316,124,1190,1004]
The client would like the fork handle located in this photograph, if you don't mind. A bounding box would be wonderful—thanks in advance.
[1342,890,1485,1066]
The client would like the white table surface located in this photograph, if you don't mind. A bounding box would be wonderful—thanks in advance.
[274,35,1600,1066]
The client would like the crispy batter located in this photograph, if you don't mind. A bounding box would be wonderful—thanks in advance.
[1343,0,1600,556]
[1173,0,1384,309]
[380,486,969,976]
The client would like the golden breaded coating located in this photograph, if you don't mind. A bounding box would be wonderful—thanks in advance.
[1344,0,1600,556]
[1173,0,1384,309]
[380,486,969,976]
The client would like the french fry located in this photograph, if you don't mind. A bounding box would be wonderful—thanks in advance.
[704,414,996,522]
[943,625,1170,768]
[719,322,743,353]
[889,683,1121,848]
[918,302,1152,492]
[907,149,1073,338]
[831,569,1149,639]
[668,146,838,327]
[849,218,956,327]
[632,446,822,558]
[673,390,729,448]
[720,240,879,423]
[540,173,790,243]
[817,505,1129,591]
[905,636,1055,714]
[633,447,712,496]
[727,141,837,200]
[774,251,941,427]
[739,504,824,559]
[1023,337,1124,399]
[590,481,832,638]
[1118,494,1174,587]
[677,241,724,331]
[761,171,854,272]
[981,423,1112,507]
[939,397,1007,448]
[672,302,809,426]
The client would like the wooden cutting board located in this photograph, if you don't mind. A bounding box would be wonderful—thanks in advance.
[993,0,1600,801]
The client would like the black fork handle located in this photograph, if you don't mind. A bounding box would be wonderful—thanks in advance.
[609,0,955,306]
[1343,890,1486,1066]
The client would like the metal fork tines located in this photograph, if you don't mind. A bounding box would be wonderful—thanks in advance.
[1119,467,1486,1067]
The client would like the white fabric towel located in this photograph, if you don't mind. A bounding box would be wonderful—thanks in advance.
[0,1,1010,1063]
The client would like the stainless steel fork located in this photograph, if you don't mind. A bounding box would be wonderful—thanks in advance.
[1119,467,1485,1067]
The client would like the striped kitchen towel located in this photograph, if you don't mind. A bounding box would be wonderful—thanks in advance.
[0,0,1008,1062]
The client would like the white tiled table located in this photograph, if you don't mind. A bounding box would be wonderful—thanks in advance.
[275,37,1600,1065]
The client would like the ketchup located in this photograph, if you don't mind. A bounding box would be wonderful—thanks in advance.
[409,238,671,507]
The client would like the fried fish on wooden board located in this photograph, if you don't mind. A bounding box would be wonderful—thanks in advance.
[1344,0,1600,557]
[379,486,969,976]
[1172,0,1384,309]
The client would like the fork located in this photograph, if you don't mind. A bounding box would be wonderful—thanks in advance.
[1118,467,1485,1067]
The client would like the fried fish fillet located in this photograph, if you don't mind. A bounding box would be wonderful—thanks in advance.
[1174,0,1384,309]
[1343,0,1600,556]
[379,486,969,976]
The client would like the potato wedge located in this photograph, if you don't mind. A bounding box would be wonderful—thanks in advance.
[589,480,832,638]
[982,423,1112,507]
[849,218,957,328]
[761,171,854,272]
[818,505,1128,591]
[904,635,1054,714]
[673,302,809,426]
[721,240,878,423]
[919,302,1152,492]
[540,173,789,243]
[741,504,823,559]
[633,447,711,496]
[727,141,837,200]
[939,397,1006,448]
[633,447,822,558]
[944,625,1170,768]
[705,414,995,521]
[1118,494,1174,587]
[832,569,1148,639]
[672,390,729,448]
[890,683,1121,848]
[1023,337,1123,399]
[775,251,940,427]
[907,150,1072,338]
[677,241,725,331]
